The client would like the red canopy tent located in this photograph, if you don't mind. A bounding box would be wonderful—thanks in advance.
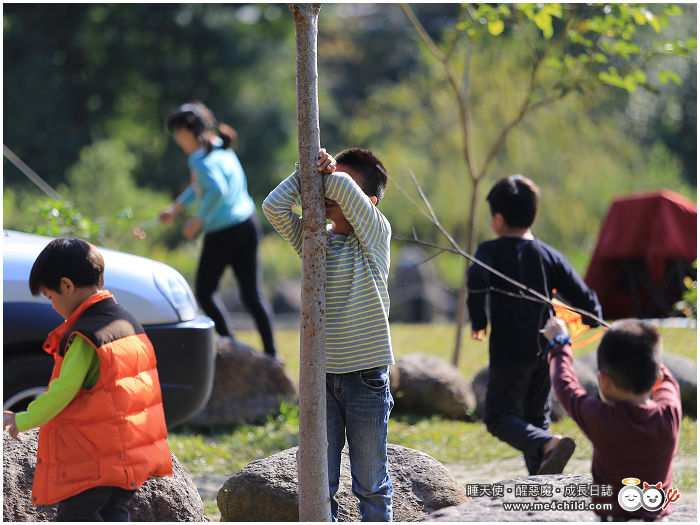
[584,190,697,319]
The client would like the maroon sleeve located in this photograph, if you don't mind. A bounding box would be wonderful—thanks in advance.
[652,364,683,421]
[548,344,608,440]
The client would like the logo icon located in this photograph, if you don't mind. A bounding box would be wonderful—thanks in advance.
[641,482,665,512]
[618,479,642,512]
[618,478,680,513]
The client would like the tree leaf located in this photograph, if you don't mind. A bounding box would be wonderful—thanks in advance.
[488,19,504,36]
[658,70,682,86]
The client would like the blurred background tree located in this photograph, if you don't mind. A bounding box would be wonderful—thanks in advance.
[3,3,696,307]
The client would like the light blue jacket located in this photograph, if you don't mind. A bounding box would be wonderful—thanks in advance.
[177,140,255,233]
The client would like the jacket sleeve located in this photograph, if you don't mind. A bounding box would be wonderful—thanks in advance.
[552,251,603,327]
[262,171,304,257]
[548,343,609,441]
[191,157,230,226]
[175,184,197,211]
[14,336,97,431]
[652,364,683,428]
[467,245,491,332]
[324,171,391,265]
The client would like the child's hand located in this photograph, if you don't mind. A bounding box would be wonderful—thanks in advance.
[3,411,19,440]
[471,329,487,342]
[159,209,176,226]
[317,148,337,174]
[541,317,568,342]
[182,217,202,240]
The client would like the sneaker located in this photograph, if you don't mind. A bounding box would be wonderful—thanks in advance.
[537,437,576,475]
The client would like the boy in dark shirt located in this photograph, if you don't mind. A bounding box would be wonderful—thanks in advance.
[542,316,681,520]
[467,175,602,475]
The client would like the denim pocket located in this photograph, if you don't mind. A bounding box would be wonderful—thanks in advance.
[359,367,389,390]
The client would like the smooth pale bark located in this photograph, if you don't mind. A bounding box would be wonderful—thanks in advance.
[288,3,331,522]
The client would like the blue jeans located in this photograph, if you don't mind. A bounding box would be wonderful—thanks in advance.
[326,367,394,522]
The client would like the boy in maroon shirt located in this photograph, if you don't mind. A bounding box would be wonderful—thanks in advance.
[542,317,682,521]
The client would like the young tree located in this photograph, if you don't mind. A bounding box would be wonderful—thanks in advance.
[288,3,332,522]
[400,3,695,365]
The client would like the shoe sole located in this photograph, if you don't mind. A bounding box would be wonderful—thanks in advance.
[537,437,576,475]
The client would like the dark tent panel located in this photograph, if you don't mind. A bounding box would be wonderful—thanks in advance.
[584,190,697,320]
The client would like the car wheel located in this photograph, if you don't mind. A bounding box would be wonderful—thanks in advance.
[3,354,54,412]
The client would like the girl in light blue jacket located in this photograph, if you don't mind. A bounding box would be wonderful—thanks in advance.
[159,101,276,357]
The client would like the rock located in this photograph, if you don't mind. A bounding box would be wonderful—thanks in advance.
[389,246,456,323]
[472,358,599,423]
[217,444,469,522]
[662,354,697,416]
[391,355,475,420]
[422,473,696,522]
[187,339,299,428]
[3,428,206,522]
[470,367,489,420]
[271,279,302,314]
[127,457,206,522]
[572,355,600,398]
[550,357,600,422]
[576,352,598,372]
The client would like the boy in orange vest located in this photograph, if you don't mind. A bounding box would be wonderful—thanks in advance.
[3,238,172,521]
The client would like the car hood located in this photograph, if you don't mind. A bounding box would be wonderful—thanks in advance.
[3,230,188,325]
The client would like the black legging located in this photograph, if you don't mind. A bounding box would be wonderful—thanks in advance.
[195,213,276,356]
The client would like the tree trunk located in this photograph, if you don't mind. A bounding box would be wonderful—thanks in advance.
[288,3,331,522]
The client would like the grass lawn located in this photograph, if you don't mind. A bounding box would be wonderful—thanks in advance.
[168,322,697,518]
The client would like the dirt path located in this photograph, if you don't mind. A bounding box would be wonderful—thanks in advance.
[196,456,696,521]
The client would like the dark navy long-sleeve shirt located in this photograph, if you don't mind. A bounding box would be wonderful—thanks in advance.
[466,236,602,365]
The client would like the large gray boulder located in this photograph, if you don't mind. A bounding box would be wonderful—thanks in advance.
[422,473,696,522]
[661,354,696,416]
[388,246,456,323]
[3,428,206,522]
[187,338,299,427]
[391,355,476,420]
[217,444,469,522]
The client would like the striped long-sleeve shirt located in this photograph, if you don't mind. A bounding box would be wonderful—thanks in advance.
[263,170,394,374]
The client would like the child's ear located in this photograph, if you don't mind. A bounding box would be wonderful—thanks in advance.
[369,196,378,206]
[492,212,505,229]
[651,370,663,392]
[59,277,75,295]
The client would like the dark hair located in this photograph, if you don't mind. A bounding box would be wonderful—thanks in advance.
[29,238,104,296]
[486,175,540,229]
[167,100,237,154]
[334,148,388,204]
[597,319,662,394]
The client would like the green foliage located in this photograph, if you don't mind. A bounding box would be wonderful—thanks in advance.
[674,262,697,320]
[26,199,102,240]
[349,35,694,272]
[3,2,696,299]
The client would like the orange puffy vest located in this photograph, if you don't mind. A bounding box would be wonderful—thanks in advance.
[31,291,172,506]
